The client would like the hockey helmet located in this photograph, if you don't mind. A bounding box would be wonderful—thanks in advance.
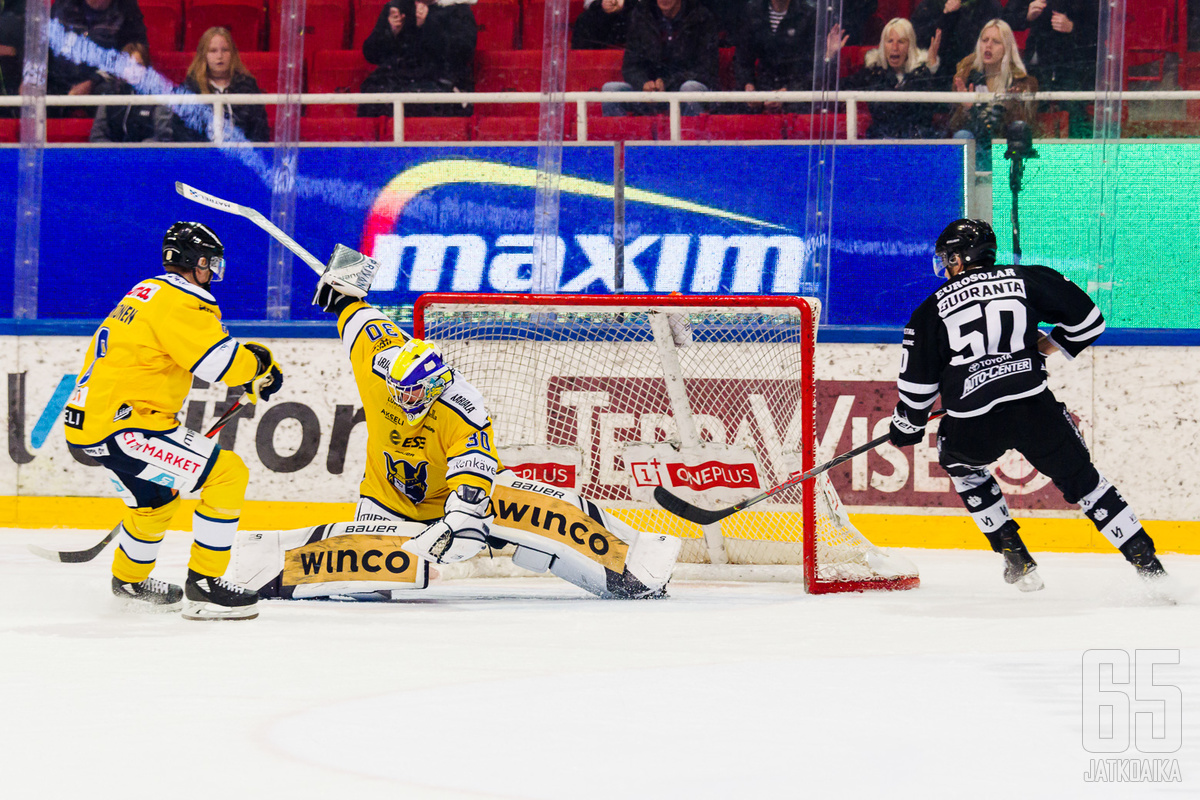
[386,339,454,425]
[163,221,225,282]
[934,218,997,278]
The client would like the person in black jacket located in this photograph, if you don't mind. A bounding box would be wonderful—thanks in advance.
[735,3,848,113]
[602,0,718,116]
[89,43,173,143]
[572,0,639,49]
[837,17,947,138]
[0,0,24,101]
[47,0,147,109]
[1003,0,1096,137]
[911,0,1001,73]
[888,219,1169,592]
[171,27,270,143]
[359,0,476,117]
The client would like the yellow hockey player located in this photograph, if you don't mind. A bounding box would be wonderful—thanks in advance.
[227,247,679,601]
[63,221,284,620]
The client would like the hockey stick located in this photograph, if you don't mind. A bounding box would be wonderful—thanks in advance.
[653,409,948,526]
[27,400,250,563]
[174,182,325,277]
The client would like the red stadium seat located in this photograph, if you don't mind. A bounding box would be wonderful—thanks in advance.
[142,5,183,53]
[1125,6,1171,82]
[474,49,541,115]
[154,50,194,85]
[239,51,281,92]
[520,0,585,50]
[681,114,784,141]
[1036,110,1069,139]
[306,49,374,116]
[474,2,520,50]
[838,45,871,79]
[565,48,623,92]
[269,0,351,52]
[352,0,384,48]
[863,0,914,45]
[784,112,852,140]
[584,115,659,141]
[0,119,18,143]
[718,47,735,90]
[300,115,379,141]
[184,0,267,52]
[47,118,94,143]
[385,115,472,141]
[471,113,574,140]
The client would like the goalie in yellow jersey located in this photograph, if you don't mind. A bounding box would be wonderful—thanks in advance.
[63,222,284,621]
[228,247,680,601]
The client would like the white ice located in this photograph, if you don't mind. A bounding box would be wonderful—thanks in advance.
[3,529,1198,800]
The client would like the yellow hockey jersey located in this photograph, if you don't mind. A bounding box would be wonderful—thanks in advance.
[336,300,502,521]
[64,273,262,446]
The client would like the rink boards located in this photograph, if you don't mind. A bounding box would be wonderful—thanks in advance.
[5,335,1196,554]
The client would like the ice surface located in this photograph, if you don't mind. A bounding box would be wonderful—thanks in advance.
[3,529,1198,799]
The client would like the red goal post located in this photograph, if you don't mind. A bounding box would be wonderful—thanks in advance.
[414,293,918,594]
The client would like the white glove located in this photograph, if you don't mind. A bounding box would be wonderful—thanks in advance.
[401,486,493,564]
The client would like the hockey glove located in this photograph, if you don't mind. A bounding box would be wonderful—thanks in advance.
[242,342,284,404]
[888,409,925,448]
[401,485,494,565]
[312,244,381,315]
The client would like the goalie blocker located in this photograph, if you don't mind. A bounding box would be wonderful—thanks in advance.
[228,471,681,599]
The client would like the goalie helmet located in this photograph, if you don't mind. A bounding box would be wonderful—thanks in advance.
[386,339,454,425]
[934,218,996,278]
[163,221,225,282]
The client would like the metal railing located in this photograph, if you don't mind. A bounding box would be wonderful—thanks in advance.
[2,90,1197,143]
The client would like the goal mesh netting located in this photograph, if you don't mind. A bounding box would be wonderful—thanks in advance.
[416,293,918,593]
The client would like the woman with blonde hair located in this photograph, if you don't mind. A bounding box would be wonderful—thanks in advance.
[830,17,946,139]
[948,18,1037,170]
[171,27,269,142]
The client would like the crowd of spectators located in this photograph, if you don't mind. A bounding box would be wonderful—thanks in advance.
[0,0,1136,146]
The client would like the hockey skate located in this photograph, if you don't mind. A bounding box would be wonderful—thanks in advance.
[183,569,259,621]
[112,576,184,611]
[1001,550,1044,592]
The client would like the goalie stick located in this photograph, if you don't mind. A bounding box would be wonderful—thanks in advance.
[27,400,250,564]
[653,409,948,526]
[174,182,326,276]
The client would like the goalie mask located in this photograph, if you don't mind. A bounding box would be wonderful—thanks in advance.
[163,221,226,283]
[933,218,996,278]
[387,339,453,425]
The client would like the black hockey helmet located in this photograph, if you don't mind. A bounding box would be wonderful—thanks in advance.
[934,218,997,277]
[163,221,225,282]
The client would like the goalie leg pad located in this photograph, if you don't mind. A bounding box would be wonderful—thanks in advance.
[491,471,680,598]
[229,520,429,599]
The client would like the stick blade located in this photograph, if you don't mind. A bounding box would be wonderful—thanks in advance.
[175,182,242,216]
[26,543,66,562]
[27,527,118,563]
[652,486,733,526]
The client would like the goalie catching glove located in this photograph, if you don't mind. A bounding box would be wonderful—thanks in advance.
[313,244,382,314]
[242,342,283,404]
[402,485,494,565]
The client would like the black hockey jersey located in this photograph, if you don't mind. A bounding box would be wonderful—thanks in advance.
[895,263,1105,425]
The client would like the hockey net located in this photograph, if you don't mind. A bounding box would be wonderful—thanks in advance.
[415,293,918,593]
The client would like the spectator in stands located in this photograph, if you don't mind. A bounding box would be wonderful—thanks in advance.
[1003,0,1096,137]
[602,0,718,116]
[735,6,845,113]
[89,42,172,142]
[836,18,946,138]
[0,0,24,102]
[47,0,147,100]
[572,0,639,50]
[359,0,477,117]
[911,0,1001,72]
[171,27,270,143]
[948,19,1037,171]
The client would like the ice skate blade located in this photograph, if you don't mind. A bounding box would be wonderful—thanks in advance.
[182,601,259,621]
[1015,569,1044,593]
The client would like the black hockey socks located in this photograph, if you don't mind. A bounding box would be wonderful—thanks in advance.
[1077,476,1144,550]
[948,469,1013,538]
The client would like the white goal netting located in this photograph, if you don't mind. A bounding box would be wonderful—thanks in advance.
[417,294,917,592]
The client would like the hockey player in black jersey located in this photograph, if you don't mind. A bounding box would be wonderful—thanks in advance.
[887,218,1167,592]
